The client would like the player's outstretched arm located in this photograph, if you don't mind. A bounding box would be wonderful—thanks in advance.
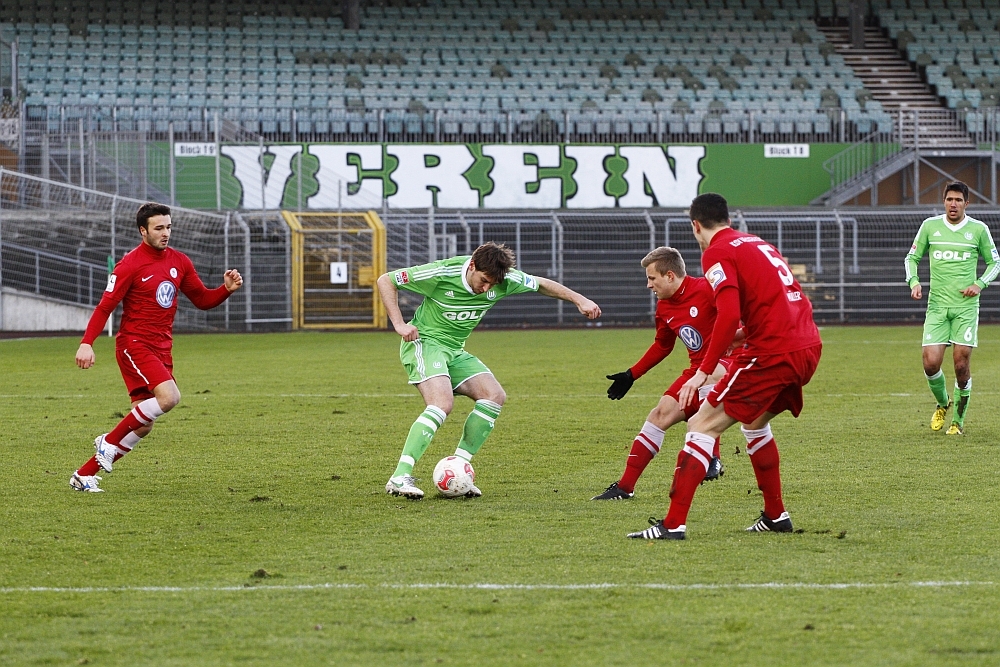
[536,277,601,319]
[376,273,419,341]
[179,257,240,310]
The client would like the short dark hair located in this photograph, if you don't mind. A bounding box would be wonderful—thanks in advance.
[689,193,730,229]
[944,181,969,202]
[641,247,686,277]
[471,242,516,282]
[136,202,171,230]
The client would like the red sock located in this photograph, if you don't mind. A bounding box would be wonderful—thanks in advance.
[743,426,784,519]
[617,422,664,493]
[106,399,162,445]
[77,456,101,477]
[663,432,713,529]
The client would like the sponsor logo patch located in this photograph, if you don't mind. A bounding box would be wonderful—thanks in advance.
[992,248,999,262]
[170,267,178,279]
[156,281,177,308]
[678,325,703,351]
[933,231,942,237]
[522,274,537,289]
[689,306,698,317]
[445,290,455,297]
[486,289,497,300]
[105,274,117,292]
[395,270,410,285]
[965,232,974,241]
[705,262,727,290]
[787,291,802,302]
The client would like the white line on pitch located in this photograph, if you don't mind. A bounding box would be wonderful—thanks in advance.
[0,581,994,595]
[6,392,991,400]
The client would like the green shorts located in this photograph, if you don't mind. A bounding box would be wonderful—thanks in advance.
[923,303,979,348]
[400,337,492,390]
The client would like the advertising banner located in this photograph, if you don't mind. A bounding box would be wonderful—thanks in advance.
[168,142,850,210]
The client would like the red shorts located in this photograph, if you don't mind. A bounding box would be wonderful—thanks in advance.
[706,344,822,425]
[116,342,174,401]
[665,357,737,420]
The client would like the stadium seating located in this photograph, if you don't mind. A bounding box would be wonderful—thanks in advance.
[0,0,905,137]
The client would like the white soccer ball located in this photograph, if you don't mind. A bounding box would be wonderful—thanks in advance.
[432,456,475,498]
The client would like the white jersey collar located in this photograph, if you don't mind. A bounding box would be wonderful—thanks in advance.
[944,214,969,232]
[460,257,475,294]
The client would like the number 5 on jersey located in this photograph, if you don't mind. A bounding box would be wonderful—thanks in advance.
[758,245,794,286]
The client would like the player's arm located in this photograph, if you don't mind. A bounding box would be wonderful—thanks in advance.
[77,264,130,368]
[964,226,1000,297]
[678,287,741,408]
[536,277,601,319]
[905,223,929,300]
[180,258,241,310]
[376,272,418,341]
[607,326,676,400]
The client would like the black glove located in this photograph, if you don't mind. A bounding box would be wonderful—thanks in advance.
[606,369,635,400]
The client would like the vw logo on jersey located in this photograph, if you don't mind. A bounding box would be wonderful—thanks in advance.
[156,281,177,308]
[678,325,703,351]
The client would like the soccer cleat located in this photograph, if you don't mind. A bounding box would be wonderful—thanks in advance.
[592,481,634,500]
[946,423,964,436]
[464,483,482,498]
[69,472,104,493]
[930,402,951,431]
[385,475,424,499]
[627,517,685,540]
[94,434,117,473]
[702,457,725,484]
[746,511,793,533]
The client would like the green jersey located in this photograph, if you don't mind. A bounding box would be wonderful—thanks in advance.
[392,256,540,349]
[904,214,1000,308]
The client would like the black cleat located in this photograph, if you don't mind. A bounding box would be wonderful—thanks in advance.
[745,511,793,533]
[627,517,685,540]
[591,481,634,501]
[702,457,725,484]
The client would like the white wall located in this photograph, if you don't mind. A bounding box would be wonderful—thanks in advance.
[1,287,93,331]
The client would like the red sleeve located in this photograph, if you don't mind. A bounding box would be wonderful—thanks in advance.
[698,287,741,375]
[81,264,130,345]
[179,256,232,310]
[630,320,676,379]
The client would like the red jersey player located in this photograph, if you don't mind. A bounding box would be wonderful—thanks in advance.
[628,193,822,540]
[69,202,243,493]
[593,247,738,500]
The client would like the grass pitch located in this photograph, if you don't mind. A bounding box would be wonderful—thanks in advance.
[1,326,999,666]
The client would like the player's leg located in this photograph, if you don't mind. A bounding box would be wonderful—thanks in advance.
[922,305,951,430]
[701,361,732,482]
[450,353,503,463]
[388,375,454,498]
[595,393,685,500]
[947,308,977,434]
[740,411,793,532]
[94,379,179,472]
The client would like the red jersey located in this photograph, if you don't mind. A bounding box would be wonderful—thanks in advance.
[699,227,821,373]
[630,276,720,379]
[81,242,231,350]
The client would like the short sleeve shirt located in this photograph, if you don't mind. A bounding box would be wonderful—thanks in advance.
[392,256,540,349]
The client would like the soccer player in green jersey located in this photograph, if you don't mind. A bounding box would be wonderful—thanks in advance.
[376,241,602,499]
[905,181,1000,435]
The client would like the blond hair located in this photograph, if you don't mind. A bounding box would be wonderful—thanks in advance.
[641,247,686,277]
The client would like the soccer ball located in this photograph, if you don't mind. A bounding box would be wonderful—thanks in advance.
[432,456,475,498]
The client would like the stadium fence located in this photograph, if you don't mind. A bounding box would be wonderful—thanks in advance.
[4,166,1000,330]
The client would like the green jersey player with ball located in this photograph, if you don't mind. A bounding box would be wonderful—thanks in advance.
[905,181,1000,435]
[377,242,602,499]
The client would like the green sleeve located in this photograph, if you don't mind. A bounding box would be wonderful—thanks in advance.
[501,269,541,296]
[390,262,441,297]
[904,223,928,288]
[975,226,1000,290]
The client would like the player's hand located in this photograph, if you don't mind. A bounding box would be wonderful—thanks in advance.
[576,298,601,320]
[961,284,981,297]
[910,284,922,300]
[224,269,243,292]
[677,370,708,409]
[76,343,95,369]
[606,369,635,400]
[394,322,419,342]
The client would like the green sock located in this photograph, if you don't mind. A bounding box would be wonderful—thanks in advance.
[455,400,502,460]
[952,379,972,427]
[926,370,949,407]
[392,405,447,478]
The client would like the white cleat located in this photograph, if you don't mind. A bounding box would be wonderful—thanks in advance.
[70,472,104,493]
[464,483,482,498]
[386,475,424,499]
[94,434,117,473]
